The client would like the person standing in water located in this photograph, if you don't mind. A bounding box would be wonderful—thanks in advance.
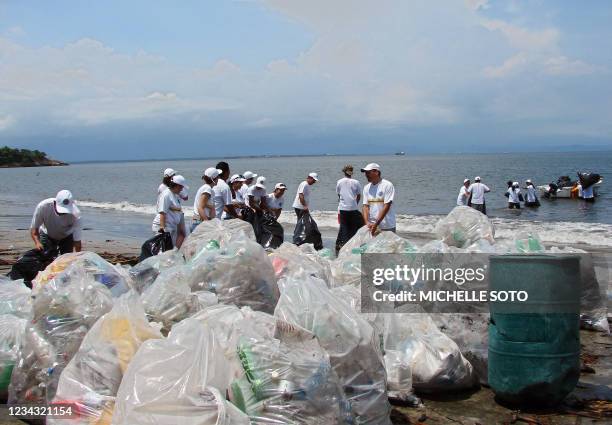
[457,179,470,206]
[467,176,490,215]
[507,182,521,209]
[524,180,540,207]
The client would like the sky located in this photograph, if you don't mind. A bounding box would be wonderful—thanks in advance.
[1,0,611,161]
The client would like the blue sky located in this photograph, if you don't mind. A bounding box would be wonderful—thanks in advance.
[1,0,611,161]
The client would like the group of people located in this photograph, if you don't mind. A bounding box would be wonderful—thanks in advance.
[456,177,541,214]
[152,161,397,254]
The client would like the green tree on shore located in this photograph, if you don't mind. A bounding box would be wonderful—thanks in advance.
[0,146,50,165]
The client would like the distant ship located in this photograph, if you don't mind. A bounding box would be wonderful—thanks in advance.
[394,151,406,156]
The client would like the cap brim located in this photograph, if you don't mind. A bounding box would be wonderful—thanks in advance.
[56,203,74,214]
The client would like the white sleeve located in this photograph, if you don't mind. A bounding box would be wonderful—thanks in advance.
[467,185,473,193]
[355,181,362,197]
[224,186,232,204]
[484,184,490,191]
[72,216,82,241]
[362,186,369,205]
[336,181,341,195]
[157,192,170,213]
[30,202,43,230]
[383,183,395,204]
[298,181,306,194]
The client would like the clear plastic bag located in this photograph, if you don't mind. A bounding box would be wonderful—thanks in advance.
[180,218,255,261]
[129,249,185,294]
[186,236,279,314]
[0,314,28,392]
[8,271,113,404]
[48,292,162,425]
[275,271,392,425]
[0,279,32,318]
[33,251,131,298]
[113,318,248,425]
[434,206,495,248]
[336,226,373,260]
[270,243,332,285]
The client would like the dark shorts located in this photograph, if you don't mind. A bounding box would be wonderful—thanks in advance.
[508,202,521,209]
[584,197,595,203]
[471,203,486,215]
[40,232,75,255]
[335,210,364,253]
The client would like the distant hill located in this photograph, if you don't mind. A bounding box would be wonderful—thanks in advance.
[0,146,68,168]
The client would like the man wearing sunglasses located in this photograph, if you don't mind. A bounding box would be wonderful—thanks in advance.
[30,189,82,254]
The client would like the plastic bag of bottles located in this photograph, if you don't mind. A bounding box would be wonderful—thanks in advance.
[275,271,392,425]
[128,249,185,294]
[48,292,162,425]
[269,243,332,285]
[0,278,32,318]
[0,314,28,392]
[434,206,495,248]
[33,251,131,298]
[180,218,255,261]
[186,236,279,314]
[9,271,113,404]
[113,318,249,425]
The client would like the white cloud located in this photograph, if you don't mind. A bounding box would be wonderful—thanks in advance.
[543,56,597,76]
[0,114,15,130]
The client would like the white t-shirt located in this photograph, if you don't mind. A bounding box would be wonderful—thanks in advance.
[239,184,250,201]
[456,186,469,206]
[336,177,362,211]
[526,186,537,203]
[232,187,245,205]
[246,186,267,208]
[507,188,521,204]
[363,179,396,230]
[193,184,214,220]
[152,189,183,230]
[267,193,284,210]
[467,182,490,205]
[213,179,233,218]
[292,181,312,210]
[31,198,82,241]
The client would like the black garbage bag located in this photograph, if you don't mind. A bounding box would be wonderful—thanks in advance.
[139,232,173,262]
[293,211,323,250]
[8,248,57,287]
[259,211,284,249]
[578,172,601,190]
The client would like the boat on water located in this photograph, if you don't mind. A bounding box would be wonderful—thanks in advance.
[395,151,406,156]
[538,174,603,199]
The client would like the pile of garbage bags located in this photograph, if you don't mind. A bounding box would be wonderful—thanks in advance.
[0,207,609,423]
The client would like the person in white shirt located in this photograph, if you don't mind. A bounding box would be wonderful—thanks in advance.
[267,183,287,219]
[30,190,82,254]
[213,162,240,220]
[582,184,595,203]
[247,177,269,214]
[158,168,188,202]
[335,165,364,253]
[292,172,318,218]
[467,176,490,215]
[507,182,521,209]
[361,163,396,235]
[457,179,470,206]
[191,168,220,232]
[524,179,540,207]
[239,170,257,202]
[228,174,247,209]
[152,175,188,248]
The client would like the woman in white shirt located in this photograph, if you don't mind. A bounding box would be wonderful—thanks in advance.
[191,168,220,232]
[152,175,188,248]
[456,179,470,206]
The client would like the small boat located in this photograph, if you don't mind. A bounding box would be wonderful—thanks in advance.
[538,179,603,199]
[395,151,406,156]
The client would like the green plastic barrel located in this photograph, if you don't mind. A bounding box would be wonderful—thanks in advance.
[488,255,581,406]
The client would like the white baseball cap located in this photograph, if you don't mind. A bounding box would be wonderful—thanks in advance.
[525,179,532,184]
[163,168,176,177]
[243,171,257,180]
[308,172,319,181]
[203,168,222,179]
[229,174,246,183]
[275,183,287,190]
[255,181,266,189]
[361,163,381,172]
[256,176,266,184]
[463,178,470,184]
[513,181,519,187]
[55,190,76,214]
[475,176,481,181]
[171,175,189,190]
